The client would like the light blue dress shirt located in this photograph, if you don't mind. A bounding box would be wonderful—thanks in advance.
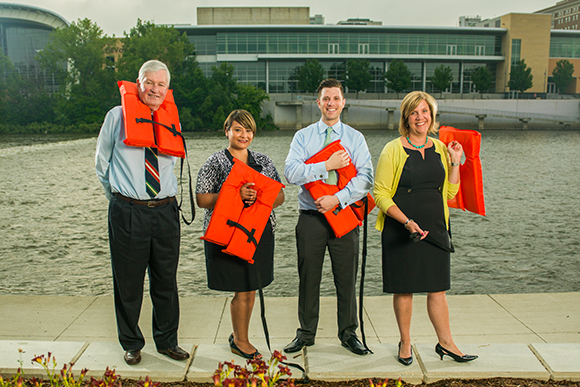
[95,106,178,201]
[284,119,373,211]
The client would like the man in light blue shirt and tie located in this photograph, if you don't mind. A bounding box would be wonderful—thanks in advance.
[284,78,373,355]
[95,60,189,365]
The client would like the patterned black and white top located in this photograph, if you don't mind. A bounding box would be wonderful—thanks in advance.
[196,148,282,233]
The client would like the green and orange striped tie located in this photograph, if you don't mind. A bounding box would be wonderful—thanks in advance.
[145,147,160,198]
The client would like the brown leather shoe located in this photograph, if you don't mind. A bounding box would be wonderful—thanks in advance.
[124,349,141,365]
[157,346,190,361]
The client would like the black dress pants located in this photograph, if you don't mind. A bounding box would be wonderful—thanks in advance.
[295,211,359,342]
[108,195,181,351]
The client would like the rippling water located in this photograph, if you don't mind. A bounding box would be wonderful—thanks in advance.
[1,130,579,297]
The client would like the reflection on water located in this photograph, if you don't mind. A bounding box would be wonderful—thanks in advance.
[0,130,579,297]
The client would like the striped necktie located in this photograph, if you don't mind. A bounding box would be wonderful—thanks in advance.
[145,147,160,198]
[324,126,338,185]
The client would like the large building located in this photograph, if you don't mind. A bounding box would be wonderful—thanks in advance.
[535,0,580,30]
[0,2,68,83]
[175,7,580,95]
[4,3,580,96]
[178,18,504,94]
[197,7,310,26]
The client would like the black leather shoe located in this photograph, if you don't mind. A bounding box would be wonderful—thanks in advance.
[397,342,413,366]
[341,336,370,355]
[124,349,141,365]
[157,346,190,361]
[283,337,315,353]
[435,343,477,363]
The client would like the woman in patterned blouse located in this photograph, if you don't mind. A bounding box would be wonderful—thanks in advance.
[196,109,285,359]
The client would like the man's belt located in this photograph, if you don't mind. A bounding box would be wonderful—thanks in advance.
[114,193,175,208]
[299,209,324,217]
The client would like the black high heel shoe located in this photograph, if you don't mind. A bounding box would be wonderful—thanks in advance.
[435,343,477,362]
[229,333,261,359]
[397,342,413,366]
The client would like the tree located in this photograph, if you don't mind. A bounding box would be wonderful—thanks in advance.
[432,65,453,94]
[295,59,325,93]
[0,53,19,124]
[552,59,575,94]
[116,19,194,82]
[470,66,493,95]
[508,59,533,93]
[385,60,412,95]
[37,18,118,124]
[345,59,371,96]
[171,55,207,131]
[118,20,207,130]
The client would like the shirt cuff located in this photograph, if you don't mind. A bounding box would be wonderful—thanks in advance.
[334,190,350,209]
[313,161,328,181]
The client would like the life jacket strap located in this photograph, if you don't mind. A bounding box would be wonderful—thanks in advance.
[226,219,258,247]
[135,117,183,139]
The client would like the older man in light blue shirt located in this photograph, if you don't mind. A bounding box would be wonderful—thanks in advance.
[284,78,373,356]
[95,60,189,366]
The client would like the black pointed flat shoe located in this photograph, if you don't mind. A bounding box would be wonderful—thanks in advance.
[435,343,477,362]
[397,342,413,366]
[229,333,261,359]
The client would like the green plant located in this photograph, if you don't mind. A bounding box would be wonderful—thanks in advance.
[552,59,575,94]
[0,352,159,387]
[368,377,403,387]
[432,65,453,93]
[0,349,25,387]
[212,351,294,387]
[508,59,533,93]
[31,353,88,387]
[385,60,412,95]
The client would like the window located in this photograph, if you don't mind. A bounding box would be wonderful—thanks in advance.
[446,45,457,55]
[358,43,369,54]
[475,45,485,55]
[328,43,339,54]
[511,39,521,66]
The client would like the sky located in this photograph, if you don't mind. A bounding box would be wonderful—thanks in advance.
[23,0,554,36]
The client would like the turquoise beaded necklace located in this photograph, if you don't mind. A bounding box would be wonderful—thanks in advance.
[406,136,428,149]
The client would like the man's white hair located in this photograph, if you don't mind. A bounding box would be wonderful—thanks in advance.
[138,60,170,86]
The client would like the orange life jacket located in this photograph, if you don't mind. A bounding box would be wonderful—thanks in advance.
[303,140,376,238]
[118,80,185,158]
[200,158,285,264]
[439,126,486,216]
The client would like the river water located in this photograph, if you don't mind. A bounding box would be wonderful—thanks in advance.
[1,130,579,297]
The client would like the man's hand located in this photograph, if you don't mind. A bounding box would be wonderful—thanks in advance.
[314,195,339,214]
[325,150,349,171]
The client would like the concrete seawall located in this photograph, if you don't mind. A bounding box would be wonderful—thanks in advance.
[265,96,580,130]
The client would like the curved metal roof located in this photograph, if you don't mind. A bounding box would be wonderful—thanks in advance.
[0,2,69,29]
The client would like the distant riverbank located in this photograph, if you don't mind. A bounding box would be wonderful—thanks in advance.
[266,96,580,130]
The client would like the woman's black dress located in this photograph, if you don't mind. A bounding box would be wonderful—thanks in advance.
[197,149,278,292]
[382,146,450,294]
[204,221,274,292]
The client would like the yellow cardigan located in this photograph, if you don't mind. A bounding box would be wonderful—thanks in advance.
[373,137,460,232]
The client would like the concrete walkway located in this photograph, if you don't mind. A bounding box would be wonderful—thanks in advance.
[0,293,579,384]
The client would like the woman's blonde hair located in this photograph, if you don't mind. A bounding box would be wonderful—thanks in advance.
[223,109,257,135]
[398,91,439,136]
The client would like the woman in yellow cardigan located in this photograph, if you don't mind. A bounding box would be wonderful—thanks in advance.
[374,91,477,365]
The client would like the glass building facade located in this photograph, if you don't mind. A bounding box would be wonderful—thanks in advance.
[550,32,580,58]
[181,25,504,94]
[0,4,68,89]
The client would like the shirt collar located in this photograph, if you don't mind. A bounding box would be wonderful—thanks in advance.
[317,119,343,136]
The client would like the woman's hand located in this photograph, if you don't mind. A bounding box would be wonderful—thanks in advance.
[447,140,463,165]
[240,182,257,205]
[405,219,429,240]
